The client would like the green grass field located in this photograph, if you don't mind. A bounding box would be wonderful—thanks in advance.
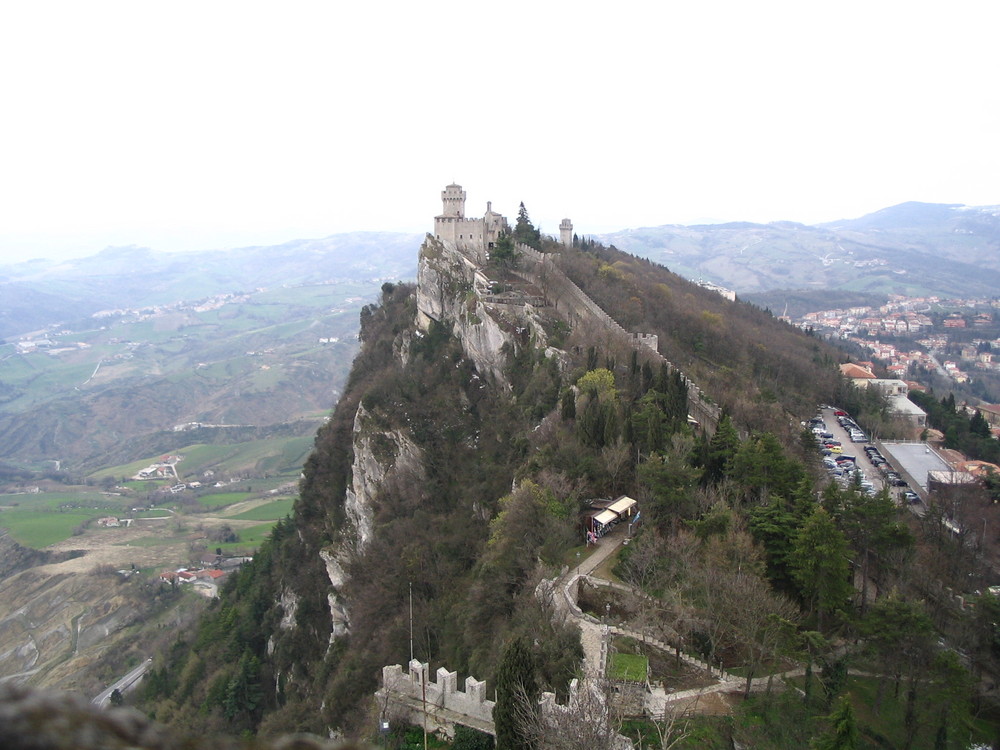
[608,652,648,682]
[0,509,105,548]
[217,522,276,552]
[91,435,315,484]
[228,498,295,521]
[0,491,118,512]
[196,492,254,510]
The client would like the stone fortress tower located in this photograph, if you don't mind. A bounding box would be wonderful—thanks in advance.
[559,218,573,247]
[433,183,579,262]
[433,184,509,263]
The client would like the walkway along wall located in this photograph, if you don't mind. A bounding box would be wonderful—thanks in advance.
[378,660,623,741]
[512,244,721,434]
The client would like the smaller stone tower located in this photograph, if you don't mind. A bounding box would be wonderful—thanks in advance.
[559,218,573,247]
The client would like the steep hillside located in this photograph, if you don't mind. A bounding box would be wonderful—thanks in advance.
[137,221,863,740]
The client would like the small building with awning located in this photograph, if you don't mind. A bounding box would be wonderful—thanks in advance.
[583,495,639,539]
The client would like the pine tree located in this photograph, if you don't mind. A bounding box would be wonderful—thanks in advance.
[789,508,852,629]
[811,696,858,749]
[513,202,541,249]
[703,413,739,485]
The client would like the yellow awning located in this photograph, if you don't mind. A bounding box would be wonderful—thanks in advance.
[593,509,618,526]
[607,496,637,516]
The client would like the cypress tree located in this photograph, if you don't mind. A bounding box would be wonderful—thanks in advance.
[493,636,538,750]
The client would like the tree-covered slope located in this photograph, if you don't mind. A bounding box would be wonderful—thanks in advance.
[136,234,997,748]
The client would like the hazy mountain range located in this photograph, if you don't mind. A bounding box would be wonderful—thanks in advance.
[3,201,998,344]
[597,201,1000,298]
[0,233,421,341]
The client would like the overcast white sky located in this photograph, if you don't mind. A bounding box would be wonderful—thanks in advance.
[1,1,997,263]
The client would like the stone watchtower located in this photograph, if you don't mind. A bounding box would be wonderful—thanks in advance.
[432,184,509,264]
[559,218,573,247]
[440,183,466,219]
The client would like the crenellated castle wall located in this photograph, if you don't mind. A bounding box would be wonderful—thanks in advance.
[513,244,721,433]
[378,660,633,747]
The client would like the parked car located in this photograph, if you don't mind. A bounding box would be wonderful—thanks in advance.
[902,491,920,504]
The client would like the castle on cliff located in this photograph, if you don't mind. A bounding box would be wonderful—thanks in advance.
[432,184,573,261]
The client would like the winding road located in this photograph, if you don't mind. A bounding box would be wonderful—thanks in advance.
[92,658,151,708]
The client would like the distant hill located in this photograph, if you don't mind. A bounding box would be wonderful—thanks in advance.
[0,232,421,340]
[0,233,420,473]
[596,202,1000,297]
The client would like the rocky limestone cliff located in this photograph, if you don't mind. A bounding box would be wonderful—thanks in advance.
[321,402,424,639]
[415,236,515,386]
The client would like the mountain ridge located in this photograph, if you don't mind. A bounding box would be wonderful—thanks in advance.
[133,197,865,738]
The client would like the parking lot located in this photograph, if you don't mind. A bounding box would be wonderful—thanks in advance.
[811,407,927,514]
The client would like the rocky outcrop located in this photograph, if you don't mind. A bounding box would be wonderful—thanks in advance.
[278,588,299,631]
[415,236,515,385]
[344,404,423,550]
[321,403,425,639]
[319,550,349,639]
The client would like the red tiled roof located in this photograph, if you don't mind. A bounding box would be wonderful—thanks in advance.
[840,363,875,379]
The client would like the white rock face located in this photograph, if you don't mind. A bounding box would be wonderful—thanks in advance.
[415,237,513,385]
[278,587,299,631]
[322,403,424,640]
[344,404,423,550]
[320,550,350,639]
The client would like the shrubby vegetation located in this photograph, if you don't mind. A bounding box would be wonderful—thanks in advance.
[140,244,1000,748]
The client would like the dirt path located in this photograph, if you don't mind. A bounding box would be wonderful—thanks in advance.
[549,529,626,677]
[549,528,751,717]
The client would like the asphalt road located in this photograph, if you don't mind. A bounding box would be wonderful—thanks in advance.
[92,657,151,708]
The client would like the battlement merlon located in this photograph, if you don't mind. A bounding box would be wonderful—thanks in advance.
[382,662,495,710]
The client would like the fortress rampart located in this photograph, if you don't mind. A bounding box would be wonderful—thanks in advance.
[513,243,721,433]
[378,660,631,747]
[379,660,592,738]
[425,184,721,433]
